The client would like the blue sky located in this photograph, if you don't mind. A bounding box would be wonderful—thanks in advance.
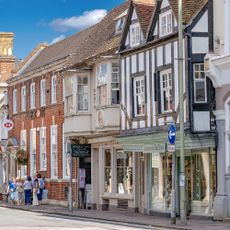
[0,0,124,60]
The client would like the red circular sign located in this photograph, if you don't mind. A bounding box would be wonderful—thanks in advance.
[3,119,14,131]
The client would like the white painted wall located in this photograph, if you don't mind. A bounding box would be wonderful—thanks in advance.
[165,43,171,64]
[126,57,131,129]
[121,59,126,130]
[192,11,208,33]
[131,55,137,74]
[157,46,163,67]
[139,52,144,72]
[192,37,209,53]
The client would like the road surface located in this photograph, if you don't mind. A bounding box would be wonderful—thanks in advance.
[0,207,171,230]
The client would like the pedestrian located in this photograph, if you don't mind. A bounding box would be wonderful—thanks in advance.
[32,178,39,206]
[23,176,32,205]
[15,178,24,206]
[37,174,45,205]
[7,178,16,205]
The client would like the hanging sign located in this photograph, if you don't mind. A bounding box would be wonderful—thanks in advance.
[3,119,14,131]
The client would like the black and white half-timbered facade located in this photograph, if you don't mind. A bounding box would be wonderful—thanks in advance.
[117,0,216,216]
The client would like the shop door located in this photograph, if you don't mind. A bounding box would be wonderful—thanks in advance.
[139,156,145,213]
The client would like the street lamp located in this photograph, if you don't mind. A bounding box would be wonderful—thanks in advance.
[178,0,187,225]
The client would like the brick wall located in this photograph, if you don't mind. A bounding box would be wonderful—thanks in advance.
[8,71,78,201]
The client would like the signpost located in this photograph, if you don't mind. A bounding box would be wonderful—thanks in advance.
[168,124,176,224]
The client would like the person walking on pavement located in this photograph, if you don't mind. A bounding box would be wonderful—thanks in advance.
[37,174,45,205]
[32,178,39,206]
[23,176,32,205]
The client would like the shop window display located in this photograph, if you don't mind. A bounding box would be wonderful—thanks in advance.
[116,151,133,194]
[104,149,112,193]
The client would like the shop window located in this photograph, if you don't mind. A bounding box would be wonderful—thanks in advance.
[116,151,133,194]
[104,149,112,193]
[133,77,145,116]
[193,63,207,103]
[151,153,172,211]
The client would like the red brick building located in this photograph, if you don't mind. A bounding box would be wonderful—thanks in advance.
[6,1,129,205]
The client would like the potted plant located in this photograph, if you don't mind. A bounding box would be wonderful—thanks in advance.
[16,148,28,165]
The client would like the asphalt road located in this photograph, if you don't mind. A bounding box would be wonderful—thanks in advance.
[0,207,171,230]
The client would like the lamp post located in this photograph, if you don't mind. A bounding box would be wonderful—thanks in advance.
[178,0,187,225]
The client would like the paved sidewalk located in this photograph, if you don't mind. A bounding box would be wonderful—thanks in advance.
[0,201,229,230]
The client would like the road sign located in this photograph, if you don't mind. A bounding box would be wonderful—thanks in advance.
[3,119,14,131]
[168,144,176,152]
[168,124,176,145]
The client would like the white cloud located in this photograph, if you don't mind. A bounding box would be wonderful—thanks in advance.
[50,35,66,45]
[49,9,107,32]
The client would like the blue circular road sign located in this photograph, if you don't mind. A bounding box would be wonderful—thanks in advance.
[168,124,176,145]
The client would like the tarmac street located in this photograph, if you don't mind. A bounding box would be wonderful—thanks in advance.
[0,207,170,230]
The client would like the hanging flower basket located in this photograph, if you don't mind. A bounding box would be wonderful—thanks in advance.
[16,148,28,165]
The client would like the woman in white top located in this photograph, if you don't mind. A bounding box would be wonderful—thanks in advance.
[32,179,39,206]
[23,176,32,205]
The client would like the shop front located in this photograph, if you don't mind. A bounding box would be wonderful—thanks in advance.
[117,131,216,216]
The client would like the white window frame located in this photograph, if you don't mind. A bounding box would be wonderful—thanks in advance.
[133,76,145,117]
[77,76,89,112]
[116,17,125,34]
[65,76,74,114]
[111,62,120,104]
[193,63,207,103]
[30,128,36,177]
[21,86,26,112]
[159,10,173,37]
[97,63,108,106]
[40,79,46,107]
[50,125,58,179]
[130,23,141,47]
[20,129,27,178]
[160,69,173,113]
[40,127,47,171]
[51,75,57,104]
[30,83,35,109]
[13,89,17,114]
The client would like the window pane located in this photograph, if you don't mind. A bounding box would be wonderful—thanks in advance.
[104,149,112,193]
[116,151,133,194]
[195,81,206,102]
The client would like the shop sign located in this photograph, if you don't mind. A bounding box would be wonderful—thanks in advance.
[123,144,144,152]
[3,119,14,131]
[144,144,165,153]
[71,144,91,158]
[167,144,176,153]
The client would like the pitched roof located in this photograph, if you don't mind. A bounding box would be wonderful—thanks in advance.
[134,1,156,36]
[21,1,130,75]
[169,0,208,24]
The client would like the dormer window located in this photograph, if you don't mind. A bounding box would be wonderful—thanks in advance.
[130,23,140,47]
[116,18,125,34]
[159,10,172,37]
